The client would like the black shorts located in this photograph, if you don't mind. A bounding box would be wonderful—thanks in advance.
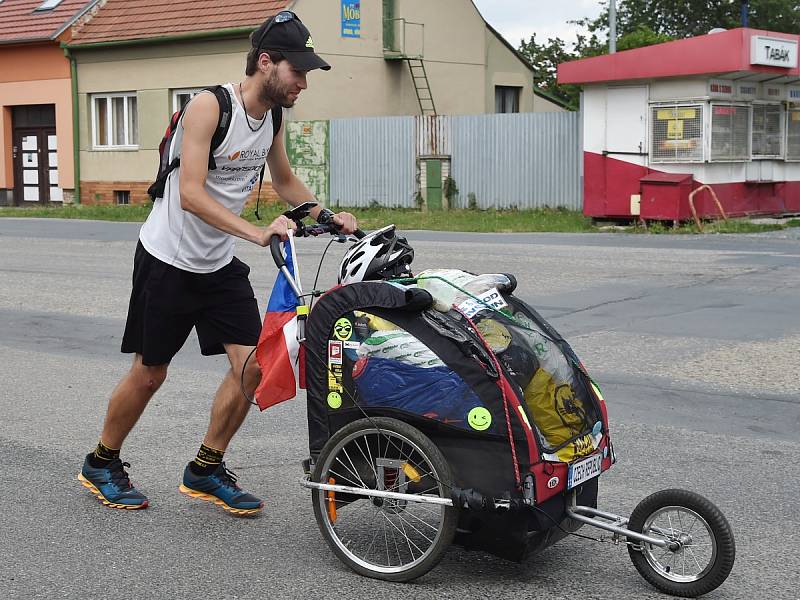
[121,241,261,366]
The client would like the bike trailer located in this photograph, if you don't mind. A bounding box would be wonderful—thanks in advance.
[303,272,614,561]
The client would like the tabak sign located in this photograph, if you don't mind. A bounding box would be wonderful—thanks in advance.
[750,35,798,68]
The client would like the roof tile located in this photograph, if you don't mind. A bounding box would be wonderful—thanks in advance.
[70,0,289,44]
[0,0,96,43]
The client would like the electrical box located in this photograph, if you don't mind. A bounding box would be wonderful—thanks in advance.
[639,172,694,221]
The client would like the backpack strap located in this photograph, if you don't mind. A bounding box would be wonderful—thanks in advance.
[206,85,233,172]
[254,107,284,220]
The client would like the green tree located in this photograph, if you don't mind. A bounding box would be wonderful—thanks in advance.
[578,0,800,39]
[518,34,582,107]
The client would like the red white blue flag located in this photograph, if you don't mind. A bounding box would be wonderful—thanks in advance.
[255,233,304,410]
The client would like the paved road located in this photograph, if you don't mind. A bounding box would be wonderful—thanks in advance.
[1,218,798,599]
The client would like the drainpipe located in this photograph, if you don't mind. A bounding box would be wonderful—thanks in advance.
[63,45,81,204]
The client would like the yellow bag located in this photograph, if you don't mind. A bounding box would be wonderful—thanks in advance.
[523,369,594,462]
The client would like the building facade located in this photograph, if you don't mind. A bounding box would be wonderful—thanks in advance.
[0,0,99,206]
[65,0,563,205]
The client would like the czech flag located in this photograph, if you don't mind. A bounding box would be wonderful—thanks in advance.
[255,233,304,410]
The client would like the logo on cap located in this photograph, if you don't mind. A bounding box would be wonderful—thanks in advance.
[306,36,314,48]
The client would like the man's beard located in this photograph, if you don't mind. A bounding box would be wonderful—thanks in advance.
[258,69,296,108]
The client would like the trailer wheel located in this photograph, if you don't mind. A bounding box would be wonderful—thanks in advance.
[627,488,735,597]
[312,417,458,582]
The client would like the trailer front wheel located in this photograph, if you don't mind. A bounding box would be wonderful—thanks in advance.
[627,488,735,598]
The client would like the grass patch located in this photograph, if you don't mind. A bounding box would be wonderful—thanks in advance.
[0,204,595,233]
[0,203,152,222]
[632,218,787,234]
[1,203,795,234]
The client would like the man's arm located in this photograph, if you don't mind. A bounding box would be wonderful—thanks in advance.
[267,121,358,233]
[179,93,293,245]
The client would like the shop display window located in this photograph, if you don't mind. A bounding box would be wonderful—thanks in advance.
[786,109,800,161]
[751,103,783,158]
[650,103,704,163]
[710,103,750,161]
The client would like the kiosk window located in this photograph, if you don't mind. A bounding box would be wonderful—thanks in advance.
[787,109,800,161]
[710,103,750,161]
[752,104,783,158]
[650,104,704,163]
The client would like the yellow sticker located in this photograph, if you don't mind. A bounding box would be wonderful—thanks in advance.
[657,108,696,120]
[333,318,353,341]
[667,119,684,140]
[467,407,492,431]
[327,391,342,409]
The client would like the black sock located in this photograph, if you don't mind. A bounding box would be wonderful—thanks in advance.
[88,440,120,468]
[190,444,224,475]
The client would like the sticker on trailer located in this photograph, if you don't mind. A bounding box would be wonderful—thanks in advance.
[457,288,508,318]
[328,340,343,365]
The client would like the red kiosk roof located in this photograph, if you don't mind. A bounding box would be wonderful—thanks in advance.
[558,28,800,84]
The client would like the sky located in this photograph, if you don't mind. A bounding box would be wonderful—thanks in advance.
[471,0,606,50]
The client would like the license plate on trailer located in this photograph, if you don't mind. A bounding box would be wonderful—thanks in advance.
[567,453,602,489]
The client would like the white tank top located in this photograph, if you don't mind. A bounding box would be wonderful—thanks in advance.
[139,83,275,273]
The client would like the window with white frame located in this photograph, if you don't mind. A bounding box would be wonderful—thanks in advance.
[650,103,704,163]
[92,93,138,148]
[751,103,783,158]
[710,103,750,161]
[787,109,800,161]
[172,88,204,113]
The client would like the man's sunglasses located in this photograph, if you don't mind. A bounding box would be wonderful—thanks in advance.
[255,10,299,51]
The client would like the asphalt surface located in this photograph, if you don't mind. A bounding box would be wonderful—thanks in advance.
[1,218,798,599]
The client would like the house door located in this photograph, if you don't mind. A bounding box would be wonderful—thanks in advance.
[13,128,58,204]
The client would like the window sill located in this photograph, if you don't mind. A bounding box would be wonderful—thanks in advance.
[90,146,140,152]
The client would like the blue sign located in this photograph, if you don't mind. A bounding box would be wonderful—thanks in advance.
[341,0,360,38]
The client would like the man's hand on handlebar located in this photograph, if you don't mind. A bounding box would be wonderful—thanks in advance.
[259,214,296,246]
[331,211,358,235]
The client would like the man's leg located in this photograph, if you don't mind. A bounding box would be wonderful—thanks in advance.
[79,354,167,510]
[100,354,169,448]
[202,343,260,450]
[179,343,264,515]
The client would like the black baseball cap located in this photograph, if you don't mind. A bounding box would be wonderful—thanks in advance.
[252,11,331,72]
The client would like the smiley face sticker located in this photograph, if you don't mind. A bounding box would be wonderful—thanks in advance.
[327,391,342,409]
[333,318,353,341]
[467,407,492,431]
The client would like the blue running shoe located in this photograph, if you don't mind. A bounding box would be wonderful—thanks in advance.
[179,462,263,516]
[78,454,149,510]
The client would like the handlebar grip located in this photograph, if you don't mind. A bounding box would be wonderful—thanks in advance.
[353,229,366,239]
[270,234,285,269]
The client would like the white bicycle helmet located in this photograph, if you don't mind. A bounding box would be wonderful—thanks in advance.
[338,224,414,284]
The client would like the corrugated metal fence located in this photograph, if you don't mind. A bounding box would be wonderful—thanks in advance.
[327,111,582,210]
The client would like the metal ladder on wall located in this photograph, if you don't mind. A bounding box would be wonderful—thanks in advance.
[406,58,437,116]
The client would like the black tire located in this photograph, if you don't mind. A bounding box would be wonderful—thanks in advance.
[311,417,458,582]
[627,488,735,598]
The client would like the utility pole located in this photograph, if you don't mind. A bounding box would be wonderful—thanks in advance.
[741,0,749,27]
[609,0,617,53]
